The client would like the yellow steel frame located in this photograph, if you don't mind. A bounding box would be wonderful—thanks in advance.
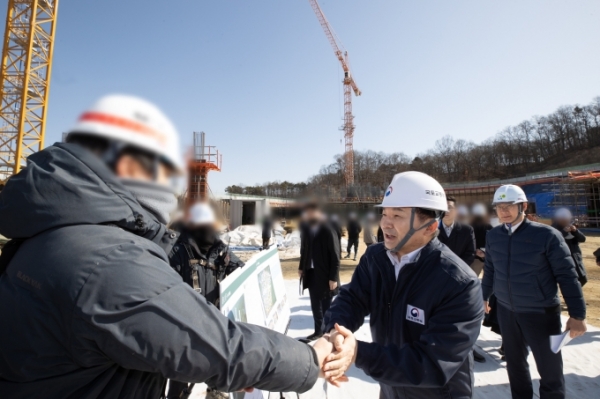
[0,0,59,182]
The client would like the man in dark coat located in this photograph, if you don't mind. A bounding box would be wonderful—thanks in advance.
[329,214,343,258]
[552,208,587,286]
[320,172,483,399]
[299,203,341,341]
[344,212,362,260]
[483,185,586,399]
[438,197,476,267]
[0,95,330,399]
[470,203,493,277]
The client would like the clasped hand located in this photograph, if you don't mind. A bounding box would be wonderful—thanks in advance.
[313,323,357,387]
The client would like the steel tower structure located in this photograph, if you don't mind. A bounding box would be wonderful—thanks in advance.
[308,0,361,188]
[187,132,222,206]
[0,0,59,182]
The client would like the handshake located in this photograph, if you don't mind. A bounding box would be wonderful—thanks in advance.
[312,323,358,386]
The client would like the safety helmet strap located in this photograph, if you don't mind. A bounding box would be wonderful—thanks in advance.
[388,208,441,253]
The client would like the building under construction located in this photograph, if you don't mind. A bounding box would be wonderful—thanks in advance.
[443,163,600,227]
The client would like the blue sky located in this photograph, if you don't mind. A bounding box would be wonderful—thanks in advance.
[2,1,600,193]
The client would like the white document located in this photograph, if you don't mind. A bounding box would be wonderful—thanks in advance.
[550,331,573,354]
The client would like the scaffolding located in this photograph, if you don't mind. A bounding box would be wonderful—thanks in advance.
[186,132,221,206]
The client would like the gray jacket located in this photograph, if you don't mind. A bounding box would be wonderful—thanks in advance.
[0,143,319,399]
[481,219,585,318]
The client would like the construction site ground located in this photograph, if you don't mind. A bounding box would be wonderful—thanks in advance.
[279,231,600,323]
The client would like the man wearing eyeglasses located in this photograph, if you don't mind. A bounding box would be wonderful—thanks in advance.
[482,184,586,399]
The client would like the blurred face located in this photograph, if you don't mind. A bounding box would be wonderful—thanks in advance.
[380,207,437,254]
[115,155,174,185]
[443,200,456,224]
[495,202,527,224]
[554,217,570,228]
[304,208,322,224]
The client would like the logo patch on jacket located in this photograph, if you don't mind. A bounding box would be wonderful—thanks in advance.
[406,305,425,325]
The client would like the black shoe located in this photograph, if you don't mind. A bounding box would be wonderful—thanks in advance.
[473,350,486,363]
[344,255,350,259]
[353,257,357,261]
[305,332,323,341]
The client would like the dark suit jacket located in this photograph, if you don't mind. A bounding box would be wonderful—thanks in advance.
[299,222,341,299]
[438,221,476,266]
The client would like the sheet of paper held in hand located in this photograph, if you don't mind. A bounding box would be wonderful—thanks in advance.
[550,331,573,354]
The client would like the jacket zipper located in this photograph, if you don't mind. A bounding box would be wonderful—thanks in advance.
[507,230,514,311]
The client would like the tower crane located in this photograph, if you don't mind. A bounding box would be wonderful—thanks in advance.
[308,0,361,188]
[0,0,59,183]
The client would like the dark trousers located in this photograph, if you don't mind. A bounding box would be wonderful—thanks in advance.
[497,304,565,399]
[308,286,332,334]
[262,237,270,250]
[347,238,359,256]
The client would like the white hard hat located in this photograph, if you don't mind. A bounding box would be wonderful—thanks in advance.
[554,208,572,220]
[377,171,448,212]
[457,205,469,217]
[68,94,184,173]
[471,203,488,217]
[492,185,527,205]
[188,202,216,225]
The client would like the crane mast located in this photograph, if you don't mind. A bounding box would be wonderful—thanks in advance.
[0,0,59,182]
[308,0,361,188]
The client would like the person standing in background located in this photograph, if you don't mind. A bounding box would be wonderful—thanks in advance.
[438,197,476,267]
[470,203,493,277]
[483,185,586,399]
[345,212,362,261]
[168,202,245,398]
[299,202,341,341]
[552,208,587,287]
[329,214,343,258]
[438,197,483,363]
[363,212,378,248]
[456,204,470,224]
[261,216,273,250]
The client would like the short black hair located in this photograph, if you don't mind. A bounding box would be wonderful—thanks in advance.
[446,196,457,206]
[415,207,438,221]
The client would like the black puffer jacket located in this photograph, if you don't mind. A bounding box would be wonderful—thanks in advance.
[0,143,319,399]
[324,240,483,399]
[169,230,244,306]
[551,223,587,286]
[482,219,585,318]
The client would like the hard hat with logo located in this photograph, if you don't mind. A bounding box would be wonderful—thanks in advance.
[377,171,448,212]
[554,207,572,221]
[378,171,447,253]
[492,185,527,205]
[471,203,488,217]
[188,202,216,225]
[67,94,184,173]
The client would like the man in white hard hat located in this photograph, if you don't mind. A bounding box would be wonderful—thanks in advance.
[0,95,333,398]
[482,185,587,399]
[320,171,484,399]
[168,202,244,399]
[551,208,587,287]
[170,202,243,307]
